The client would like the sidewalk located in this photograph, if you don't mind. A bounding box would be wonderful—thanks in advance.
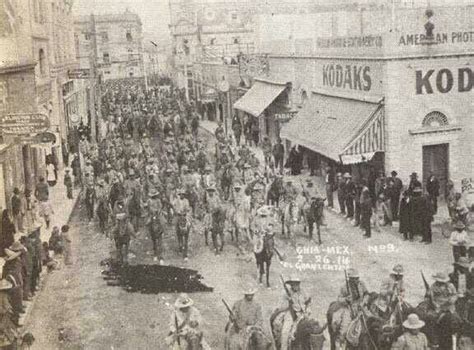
[15,168,80,327]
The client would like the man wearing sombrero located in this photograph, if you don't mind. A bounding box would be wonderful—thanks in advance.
[449,257,474,295]
[391,313,428,349]
[430,272,458,313]
[225,286,264,348]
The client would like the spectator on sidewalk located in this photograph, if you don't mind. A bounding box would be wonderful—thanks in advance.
[374,194,392,231]
[411,187,433,244]
[71,153,82,188]
[325,166,335,209]
[449,222,469,263]
[390,171,403,221]
[272,139,284,174]
[62,225,73,266]
[64,169,74,200]
[336,173,346,215]
[307,150,318,176]
[3,243,25,326]
[244,117,252,146]
[261,136,272,166]
[34,176,49,203]
[19,235,33,301]
[361,187,372,238]
[446,180,456,219]
[46,162,57,187]
[231,115,242,146]
[426,173,440,215]
[28,224,42,295]
[399,191,412,240]
[0,210,15,257]
[251,119,259,147]
[49,226,65,256]
[374,171,386,198]
[11,188,24,233]
[0,278,18,345]
[344,173,356,219]
[408,172,421,195]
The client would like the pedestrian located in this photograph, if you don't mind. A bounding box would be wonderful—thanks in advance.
[28,223,42,294]
[231,115,242,146]
[0,278,19,346]
[251,119,259,146]
[399,191,412,240]
[336,173,346,215]
[38,199,53,229]
[3,243,25,326]
[325,166,335,209]
[408,172,421,195]
[410,187,433,244]
[71,153,81,188]
[344,173,355,219]
[34,176,49,202]
[449,222,469,263]
[19,235,33,301]
[48,226,65,256]
[61,225,73,266]
[244,117,253,146]
[426,173,440,215]
[111,214,134,265]
[261,136,272,166]
[390,171,403,221]
[0,210,15,256]
[391,314,428,350]
[46,162,57,187]
[64,169,74,199]
[307,150,318,176]
[11,188,24,233]
[361,187,372,238]
[272,139,284,174]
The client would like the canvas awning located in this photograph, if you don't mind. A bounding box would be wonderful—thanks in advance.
[233,80,287,117]
[280,93,384,162]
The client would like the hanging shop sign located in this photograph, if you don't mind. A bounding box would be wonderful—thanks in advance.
[0,113,50,135]
[274,110,298,123]
[68,68,91,79]
[34,132,57,144]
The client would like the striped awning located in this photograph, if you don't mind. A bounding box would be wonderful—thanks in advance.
[341,106,385,158]
[280,93,384,162]
[233,80,287,117]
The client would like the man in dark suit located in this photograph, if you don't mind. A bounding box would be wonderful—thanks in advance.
[390,171,403,221]
[426,173,440,215]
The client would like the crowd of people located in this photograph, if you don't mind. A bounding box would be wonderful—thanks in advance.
[0,76,472,349]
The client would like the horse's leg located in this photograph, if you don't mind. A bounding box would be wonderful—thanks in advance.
[308,220,314,241]
[266,259,271,287]
[281,215,285,236]
[317,222,322,245]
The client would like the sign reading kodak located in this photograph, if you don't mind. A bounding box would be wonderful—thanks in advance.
[416,67,473,95]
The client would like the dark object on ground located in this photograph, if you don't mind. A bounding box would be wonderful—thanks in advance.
[101,259,213,293]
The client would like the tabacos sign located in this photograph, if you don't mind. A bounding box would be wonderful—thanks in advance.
[416,67,473,94]
[322,64,372,91]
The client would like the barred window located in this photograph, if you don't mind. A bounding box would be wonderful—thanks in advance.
[422,111,448,127]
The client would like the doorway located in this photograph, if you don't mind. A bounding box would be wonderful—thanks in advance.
[422,143,449,197]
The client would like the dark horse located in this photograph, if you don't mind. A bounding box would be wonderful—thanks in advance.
[303,199,325,244]
[147,210,165,261]
[96,199,110,235]
[221,165,234,201]
[267,177,284,207]
[254,232,274,287]
[85,186,95,222]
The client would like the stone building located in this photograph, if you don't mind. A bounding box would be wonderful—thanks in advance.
[74,10,145,80]
[0,0,82,210]
[242,4,473,198]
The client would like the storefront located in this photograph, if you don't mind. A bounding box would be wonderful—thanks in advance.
[233,78,291,144]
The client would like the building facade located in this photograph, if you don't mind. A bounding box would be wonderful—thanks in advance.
[74,10,145,81]
[0,0,82,210]
[245,4,473,197]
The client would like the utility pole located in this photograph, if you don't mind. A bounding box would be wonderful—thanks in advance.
[89,13,98,142]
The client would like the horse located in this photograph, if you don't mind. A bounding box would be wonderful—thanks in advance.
[326,293,412,350]
[267,178,284,207]
[148,210,165,261]
[302,199,325,244]
[254,232,274,288]
[176,214,191,260]
[281,200,299,244]
[211,207,227,254]
[415,298,464,349]
[230,200,251,248]
[225,325,273,350]
[128,187,142,232]
[271,311,326,350]
[96,199,110,235]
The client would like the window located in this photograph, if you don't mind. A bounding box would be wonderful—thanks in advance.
[127,49,134,61]
[210,38,216,45]
[422,111,449,127]
[231,13,238,20]
[126,30,133,41]
[103,53,110,63]
[101,32,109,42]
[84,33,91,40]
[233,37,240,44]
[38,49,46,76]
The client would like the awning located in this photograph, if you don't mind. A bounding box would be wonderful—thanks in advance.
[340,152,377,165]
[233,80,287,117]
[280,93,384,162]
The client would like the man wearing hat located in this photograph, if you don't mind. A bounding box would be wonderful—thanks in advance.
[230,182,251,247]
[167,293,208,349]
[408,172,422,196]
[242,163,254,185]
[63,169,74,200]
[391,313,428,349]
[410,186,433,244]
[282,178,298,204]
[338,268,369,314]
[336,173,346,215]
[225,286,264,348]
[172,189,191,261]
[201,165,216,190]
[111,213,136,265]
[144,188,165,264]
[3,243,25,325]
[203,184,221,247]
[449,221,469,263]
[390,171,403,221]
[343,173,356,219]
[430,272,458,313]
[275,275,311,350]
[380,264,406,308]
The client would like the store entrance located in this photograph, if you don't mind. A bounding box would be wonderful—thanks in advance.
[423,143,449,197]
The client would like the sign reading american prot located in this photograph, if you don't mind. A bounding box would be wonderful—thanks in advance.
[0,113,50,135]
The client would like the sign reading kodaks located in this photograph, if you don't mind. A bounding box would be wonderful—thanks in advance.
[315,60,383,95]
[0,113,50,135]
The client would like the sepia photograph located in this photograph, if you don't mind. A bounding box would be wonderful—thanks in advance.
[0,0,473,348]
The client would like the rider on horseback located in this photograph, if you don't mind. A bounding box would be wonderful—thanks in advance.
[144,188,165,264]
[225,287,264,349]
[173,189,192,261]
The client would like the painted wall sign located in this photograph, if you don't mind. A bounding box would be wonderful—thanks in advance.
[322,64,372,91]
[317,35,383,49]
[416,67,473,95]
[399,31,474,46]
[0,113,50,135]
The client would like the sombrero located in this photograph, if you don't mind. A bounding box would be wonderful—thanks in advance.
[148,188,160,198]
[175,293,194,308]
[347,268,360,278]
[0,280,12,291]
[285,275,301,284]
[391,264,404,276]
[432,272,450,283]
[402,314,425,329]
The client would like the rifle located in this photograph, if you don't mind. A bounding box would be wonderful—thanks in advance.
[174,312,181,346]
[274,246,285,262]
[421,270,430,299]
[280,275,297,321]
[222,299,236,323]
[344,269,356,319]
